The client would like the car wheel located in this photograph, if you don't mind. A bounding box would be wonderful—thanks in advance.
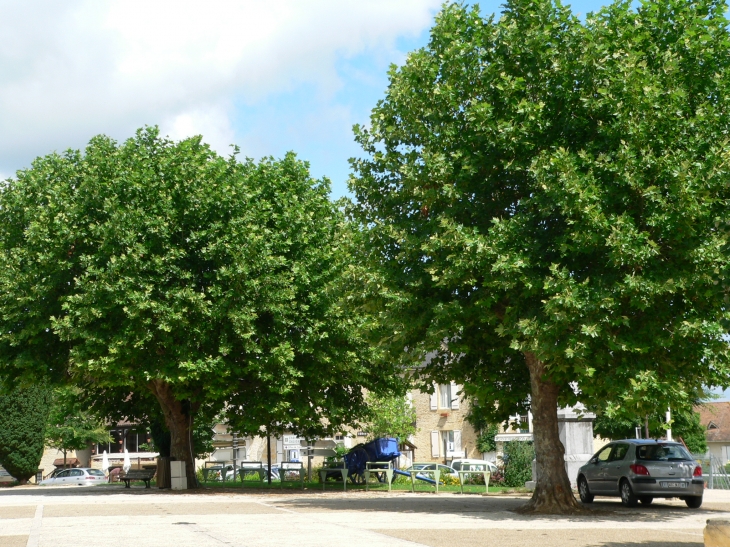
[620,479,638,507]
[578,476,594,503]
[685,496,703,509]
[639,496,653,505]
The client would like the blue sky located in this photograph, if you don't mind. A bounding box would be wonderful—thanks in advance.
[0,0,634,200]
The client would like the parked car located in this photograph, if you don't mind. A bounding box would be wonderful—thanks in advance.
[577,439,703,508]
[450,459,498,474]
[404,463,458,478]
[39,468,106,487]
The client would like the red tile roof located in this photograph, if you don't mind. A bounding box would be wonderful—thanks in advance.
[697,402,730,442]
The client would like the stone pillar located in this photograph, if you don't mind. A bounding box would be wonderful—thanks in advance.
[705,519,730,547]
[525,406,595,490]
[557,407,596,488]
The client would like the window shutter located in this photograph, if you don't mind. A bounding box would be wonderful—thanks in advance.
[431,430,440,458]
[453,430,462,457]
[430,385,437,410]
[450,382,460,410]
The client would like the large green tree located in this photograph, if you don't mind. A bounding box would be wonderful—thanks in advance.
[0,385,51,484]
[0,127,394,487]
[45,387,111,469]
[349,0,730,513]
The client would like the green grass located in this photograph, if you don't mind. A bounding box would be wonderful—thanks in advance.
[196,477,521,494]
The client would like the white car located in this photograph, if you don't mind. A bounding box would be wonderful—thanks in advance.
[39,468,106,486]
[450,459,498,474]
[404,463,458,478]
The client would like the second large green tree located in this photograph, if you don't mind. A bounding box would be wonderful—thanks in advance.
[350,0,730,512]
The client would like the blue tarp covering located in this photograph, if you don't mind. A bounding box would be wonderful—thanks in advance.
[342,437,401,478]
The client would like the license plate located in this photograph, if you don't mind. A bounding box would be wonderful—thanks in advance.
[660,481,686,488]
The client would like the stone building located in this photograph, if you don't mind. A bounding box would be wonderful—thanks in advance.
[409,382,481,464]
[698,402,730,463]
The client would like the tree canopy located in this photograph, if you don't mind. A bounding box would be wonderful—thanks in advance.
[0,127,398,485]
[349,0,730,512]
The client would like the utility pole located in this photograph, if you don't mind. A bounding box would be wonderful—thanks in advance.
[307,438,312,482]
[267,430,272,487]
[666,407,673,441]
[232,431,238,483]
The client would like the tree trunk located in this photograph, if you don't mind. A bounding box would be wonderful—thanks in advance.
[148,379,197,488]
[516,352,584,514]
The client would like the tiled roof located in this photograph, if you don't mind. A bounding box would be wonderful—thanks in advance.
[697,402,730,442]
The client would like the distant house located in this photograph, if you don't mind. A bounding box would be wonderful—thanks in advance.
[698,402,730,463]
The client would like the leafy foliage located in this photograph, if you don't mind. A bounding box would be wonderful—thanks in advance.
[0,385,51,483]
[502,441,535,488]
[45,387,110,461]
[361,392,417,441]
[466,401,499,453]
[593,406,708,454]
[348,0,730,508]
[476,424,499,454]
[678,411,708,454]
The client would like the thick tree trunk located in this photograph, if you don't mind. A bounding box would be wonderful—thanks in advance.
[148,379,197,489]
[516,352,584,514]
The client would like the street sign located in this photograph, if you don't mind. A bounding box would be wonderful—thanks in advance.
[300,448,337,458]
[316,439,338,449]
[283,435,300,445]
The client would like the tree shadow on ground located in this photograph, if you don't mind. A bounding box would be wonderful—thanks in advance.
[271,494,726,524]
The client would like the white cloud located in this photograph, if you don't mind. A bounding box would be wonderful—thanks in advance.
[0,0,440,174]
[163,104,236,157]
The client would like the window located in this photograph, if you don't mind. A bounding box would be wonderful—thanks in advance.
[596,445,612,462]
[610,443,629,461]
[70,469,84,477]
[439,384,451,409]
[636,444,692,462]
[442,430,455,451]
[441,430,462,456]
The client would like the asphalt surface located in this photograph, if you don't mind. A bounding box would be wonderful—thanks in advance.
[1,485,728,547]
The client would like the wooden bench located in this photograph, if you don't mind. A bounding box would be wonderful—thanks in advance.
[120,469,156,488]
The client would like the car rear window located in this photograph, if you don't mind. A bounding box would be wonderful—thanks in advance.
[635,443,693,461]
[87,469,105,476]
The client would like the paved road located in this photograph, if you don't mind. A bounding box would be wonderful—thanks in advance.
[1,486,728,547]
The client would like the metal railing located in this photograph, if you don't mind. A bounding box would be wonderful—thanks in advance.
[692,453,730,489]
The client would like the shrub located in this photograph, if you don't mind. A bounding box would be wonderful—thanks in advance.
[502,441,534,488]
[476,424,499,454]
[0,385,51,484]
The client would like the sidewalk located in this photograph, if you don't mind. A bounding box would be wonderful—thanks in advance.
[0,485,723,547]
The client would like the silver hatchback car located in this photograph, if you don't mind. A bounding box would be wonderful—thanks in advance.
[577,439,703,508]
